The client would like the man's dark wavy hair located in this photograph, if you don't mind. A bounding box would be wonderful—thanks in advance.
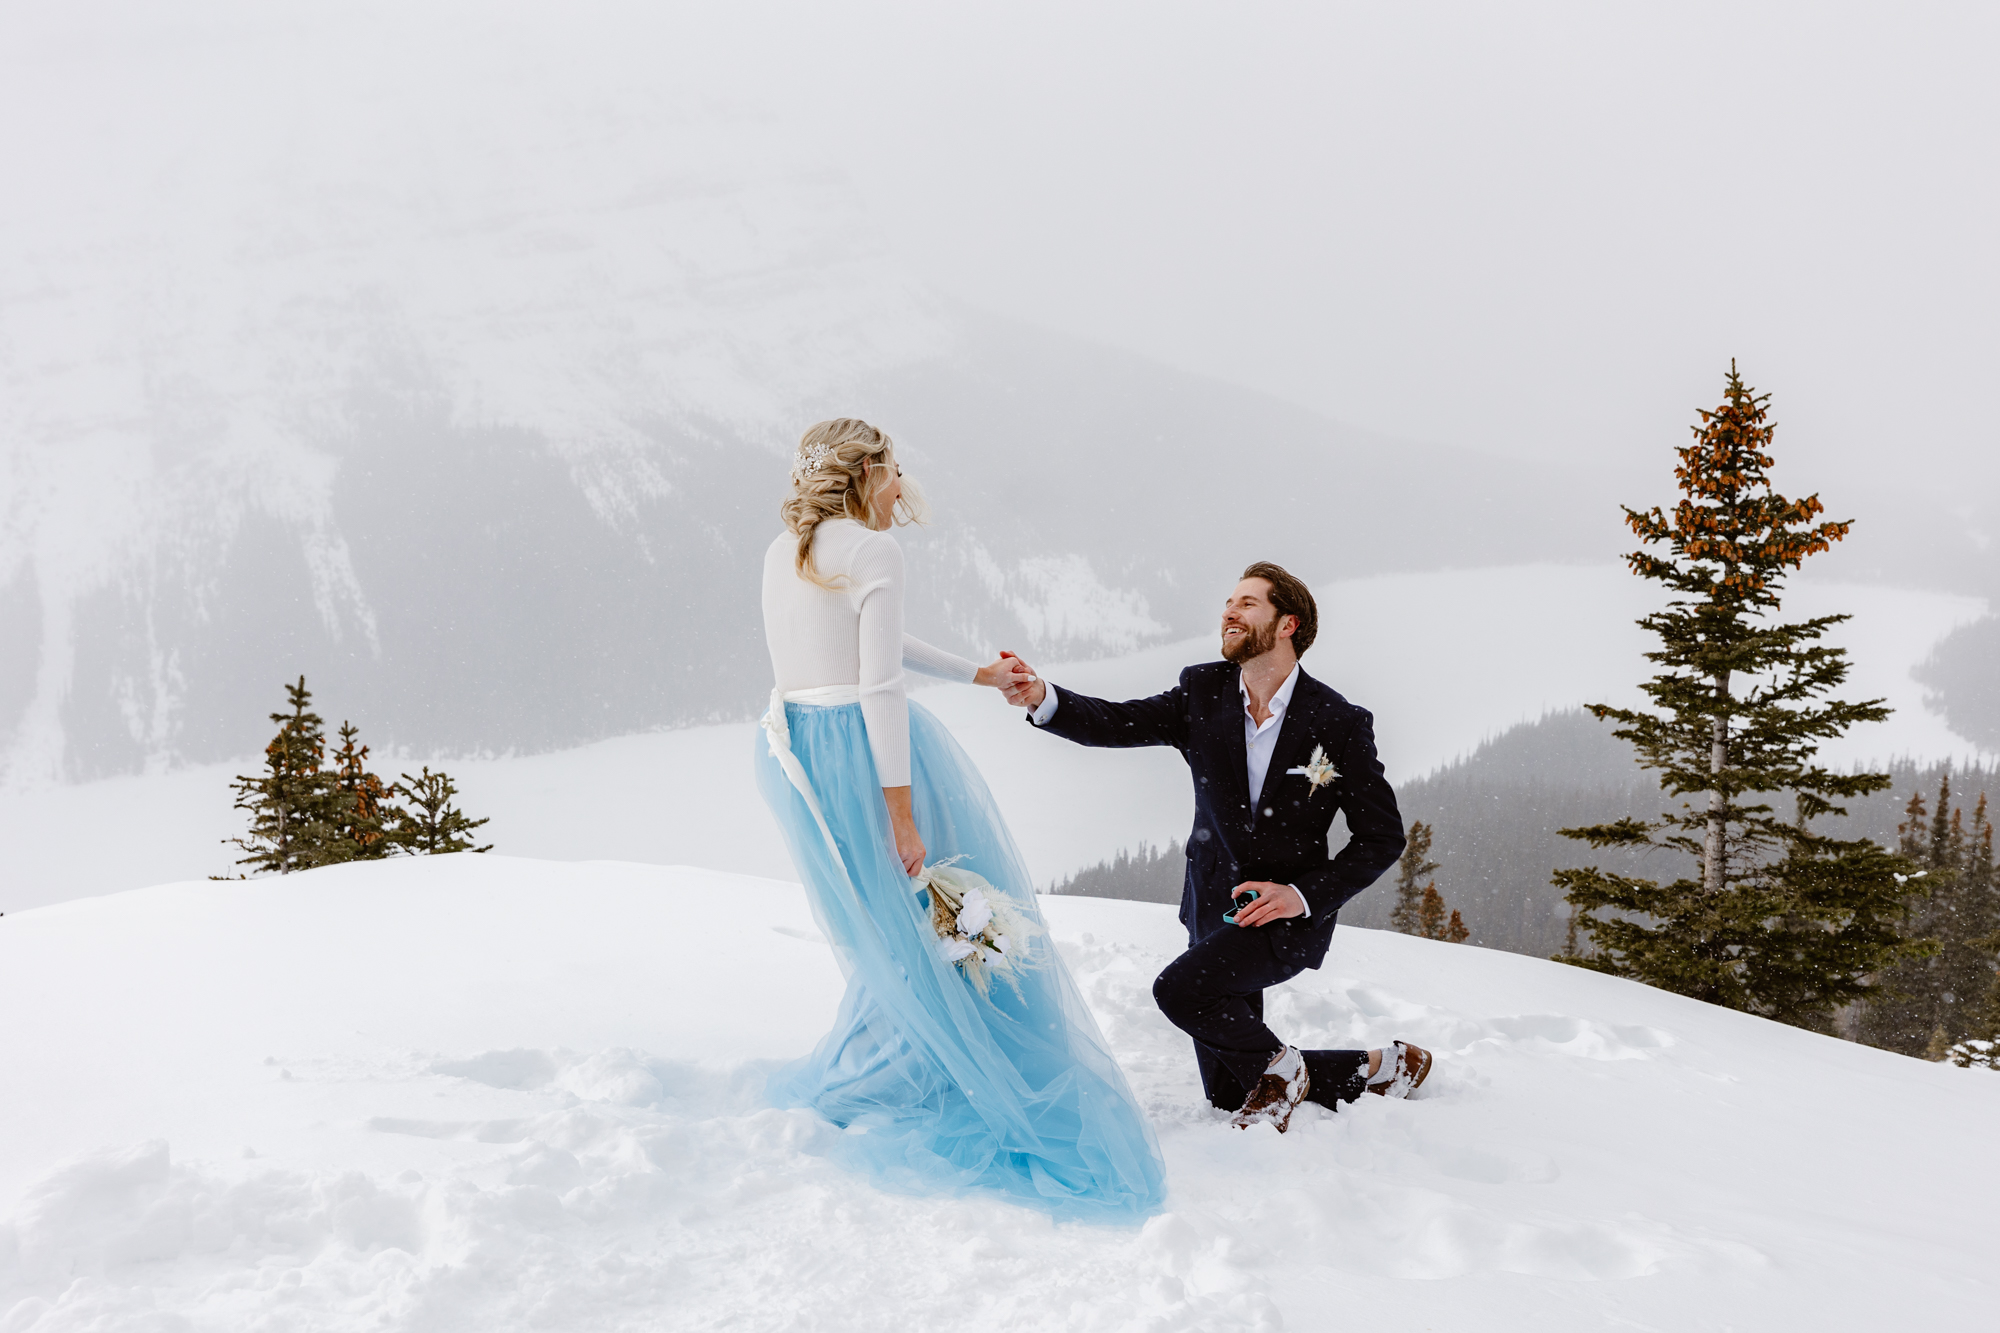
[1240,561,1318,657]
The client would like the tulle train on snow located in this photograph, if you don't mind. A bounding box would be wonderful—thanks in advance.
[753,697,1167,1224]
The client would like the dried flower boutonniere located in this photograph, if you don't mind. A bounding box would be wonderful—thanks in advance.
[1286,744,1340,798]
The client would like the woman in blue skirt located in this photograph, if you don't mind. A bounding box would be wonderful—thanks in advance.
[755,417,1167,1224]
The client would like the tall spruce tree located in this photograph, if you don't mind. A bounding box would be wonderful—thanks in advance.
[226,677,346,875]
[393,767,493,855]
[1389,821,1439,935]
[1554,364,1925,1032]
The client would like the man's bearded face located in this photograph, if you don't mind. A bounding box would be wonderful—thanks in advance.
[1220,605,1280,663]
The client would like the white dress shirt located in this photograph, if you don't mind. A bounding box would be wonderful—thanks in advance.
[1029,662,1311,916]
[1243,663,1301,817]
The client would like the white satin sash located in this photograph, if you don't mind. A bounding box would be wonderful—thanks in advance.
[760,685,861,870]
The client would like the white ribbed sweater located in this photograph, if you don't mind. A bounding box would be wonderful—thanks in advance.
[761,519,978,786]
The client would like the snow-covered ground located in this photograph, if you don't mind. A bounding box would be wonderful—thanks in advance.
[0,563,1986,916]
[2,854,1992,1331]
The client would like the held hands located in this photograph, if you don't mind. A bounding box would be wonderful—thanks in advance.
[988,651,1046,710]
[974,654,1033,691]
[1229,881,1306,927]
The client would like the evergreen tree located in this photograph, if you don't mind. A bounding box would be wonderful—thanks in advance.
[1934,774,1964,867]
[1410,889,1472,943]
[1965,798,2000,1046]
[326,721,402,863]
[225,677,346,875]
[1554,364,1925,1032]
[391,767,493,855]
[1389,821,1439,935]
[1391,819,1473,942]
[1955,916,2000,1064]
[1417,884,1447,939]
[1859,775,2000,1054]
[1896,788,1928,859]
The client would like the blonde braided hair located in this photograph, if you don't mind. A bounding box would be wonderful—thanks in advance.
[780,418,926,589]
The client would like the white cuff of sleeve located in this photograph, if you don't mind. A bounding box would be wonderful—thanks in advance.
[1289,885,1310,918]
[1028,685,1060,726]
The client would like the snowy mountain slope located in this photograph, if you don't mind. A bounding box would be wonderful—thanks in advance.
[1,856,1992,1331]
[0,4,1604,787]
[0,54,948,784]
[0,289,1583,786]
[0,562,1984,915]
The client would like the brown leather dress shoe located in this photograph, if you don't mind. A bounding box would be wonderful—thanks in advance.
[1230,1046,1311,1132]
[1365,1040,1433,1098]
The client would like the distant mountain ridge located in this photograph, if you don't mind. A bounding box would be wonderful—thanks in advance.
[1054,708,1999,959]
[0,56,1587,783]
[2,306,1585,782]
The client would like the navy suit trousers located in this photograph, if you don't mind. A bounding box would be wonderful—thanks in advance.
[1152,922,1371,1111]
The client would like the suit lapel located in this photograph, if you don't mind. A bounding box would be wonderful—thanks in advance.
[1262,671,1325,809]
[1208,672,1253,828]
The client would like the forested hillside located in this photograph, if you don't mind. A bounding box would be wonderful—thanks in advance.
[1054,709,1996,960]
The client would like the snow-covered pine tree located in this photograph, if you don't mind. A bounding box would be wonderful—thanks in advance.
[392,767,493,855]
[226,677,345,875]
[1554,364,1925,1033]
[1389,820,1438,935]
[1445,909,1470,944]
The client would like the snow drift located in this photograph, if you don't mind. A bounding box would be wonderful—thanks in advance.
[0,856,1991,1330]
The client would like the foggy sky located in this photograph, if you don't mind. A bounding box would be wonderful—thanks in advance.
[2,0,1998,801]
[9,1,1993,523]
[829,1,2000,499]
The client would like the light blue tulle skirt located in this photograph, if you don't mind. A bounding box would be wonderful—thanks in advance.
[753,696,1167,1225]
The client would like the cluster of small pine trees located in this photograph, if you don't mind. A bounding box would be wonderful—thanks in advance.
[1388,820,1471,943]
[1857,774,2000,1059]
[223,677,491,876]
[1048,840,1186,903]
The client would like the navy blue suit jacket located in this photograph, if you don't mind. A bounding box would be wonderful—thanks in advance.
[1036,661,1406,968]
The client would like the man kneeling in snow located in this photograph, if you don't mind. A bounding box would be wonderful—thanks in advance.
[1003,562,1433,1131]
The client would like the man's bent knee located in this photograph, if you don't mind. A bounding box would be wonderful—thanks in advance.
[1152,958,1203,1021]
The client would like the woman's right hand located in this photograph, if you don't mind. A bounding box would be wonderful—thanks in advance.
[976,652,1038,693]
[977,652,1044,709]
[883,785,926,876]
